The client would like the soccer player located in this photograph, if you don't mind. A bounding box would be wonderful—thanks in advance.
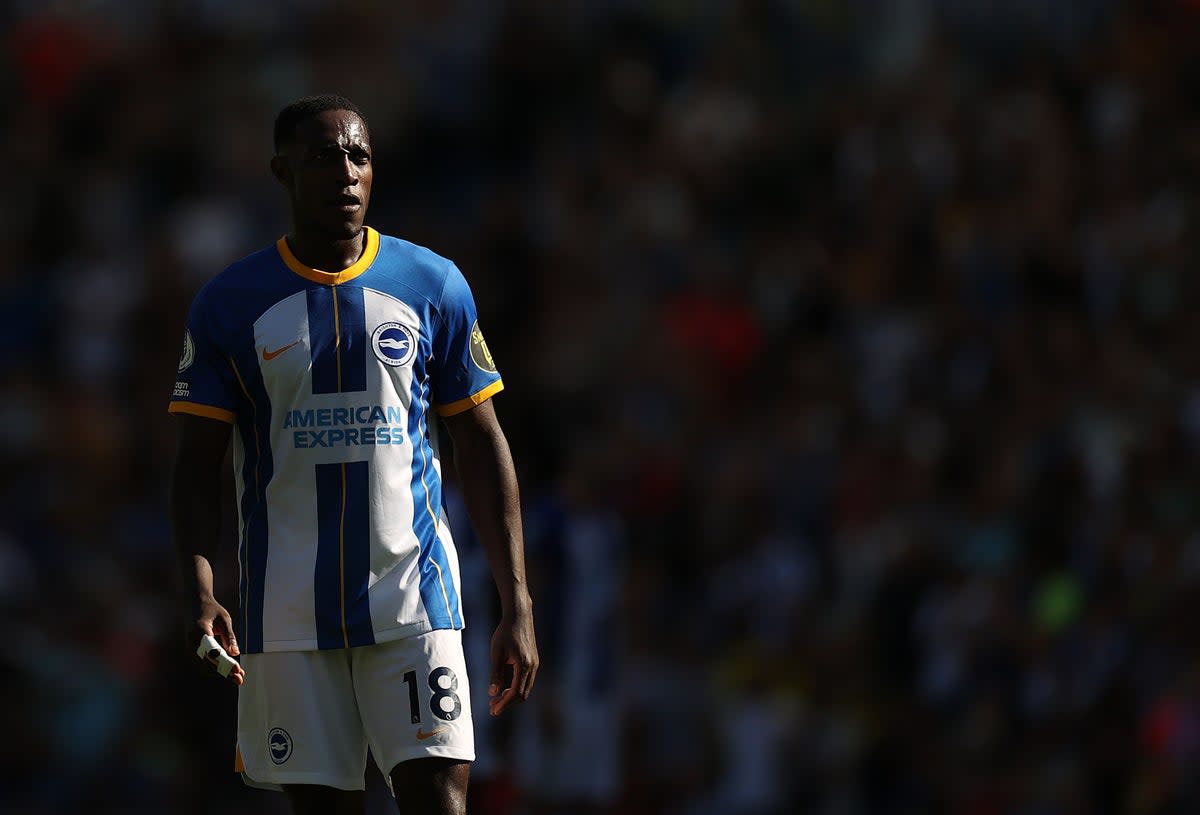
[168,95,538,815]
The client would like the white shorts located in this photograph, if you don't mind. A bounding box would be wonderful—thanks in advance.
[235,629,474,791]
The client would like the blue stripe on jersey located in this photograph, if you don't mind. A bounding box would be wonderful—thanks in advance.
[407,372,462,629]
[306,287,338,394]
[314,461,375,648]
[342,460,374,646]
[314,462,342,648]
[306,286,367,394]
[231,349,273,654]
[335,286,367,392]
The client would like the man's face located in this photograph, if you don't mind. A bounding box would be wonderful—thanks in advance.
[276,109,373,240]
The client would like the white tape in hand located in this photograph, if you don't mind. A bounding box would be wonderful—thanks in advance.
[197,634,239,678]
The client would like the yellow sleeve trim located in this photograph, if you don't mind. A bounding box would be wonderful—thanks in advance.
[436,379,505,417]
[169,401,236,423]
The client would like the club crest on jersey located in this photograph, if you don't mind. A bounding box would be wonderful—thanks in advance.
[268,728,292,764]
[469,321,497,373]
[372,322,418,367]
[178,330,195,372]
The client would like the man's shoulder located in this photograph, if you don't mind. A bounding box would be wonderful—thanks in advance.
[370,231,460,303]
[204,243,286,292]
[374,231,451,266]
[190,242,299,332]
[193,242,297,309]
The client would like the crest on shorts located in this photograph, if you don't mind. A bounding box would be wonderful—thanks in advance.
[469,321,497,373]
[268,727,292,765]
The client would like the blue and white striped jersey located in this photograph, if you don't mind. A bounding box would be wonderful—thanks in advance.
[168,227,502,654]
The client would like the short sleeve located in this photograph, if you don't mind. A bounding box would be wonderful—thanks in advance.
[168,287,237,423]
[431,264,504,416]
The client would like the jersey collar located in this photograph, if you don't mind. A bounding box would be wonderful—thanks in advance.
[276,227,379,285]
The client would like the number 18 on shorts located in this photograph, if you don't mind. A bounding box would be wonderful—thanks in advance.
[235,629,475,791]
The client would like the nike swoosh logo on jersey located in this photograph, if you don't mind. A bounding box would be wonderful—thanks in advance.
[415,727,448,740]
[262,340,302,361]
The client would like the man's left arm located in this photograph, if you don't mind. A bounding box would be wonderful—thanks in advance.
[442,399,539,716]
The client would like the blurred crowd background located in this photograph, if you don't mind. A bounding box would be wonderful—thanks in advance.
[4,0,1200,813]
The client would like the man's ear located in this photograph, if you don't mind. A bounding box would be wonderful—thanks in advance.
[270,154,291,186]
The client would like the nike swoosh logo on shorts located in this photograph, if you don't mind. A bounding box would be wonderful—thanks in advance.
[416,727,448,740]
[262,340,302,361]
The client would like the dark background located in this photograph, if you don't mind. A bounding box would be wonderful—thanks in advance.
[4,1,1200,813]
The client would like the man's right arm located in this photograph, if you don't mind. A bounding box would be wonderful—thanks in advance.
[170,413,245,685]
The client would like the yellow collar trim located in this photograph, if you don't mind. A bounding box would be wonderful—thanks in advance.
[276,227,379,285]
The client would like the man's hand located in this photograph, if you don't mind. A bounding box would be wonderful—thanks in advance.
[172,416,242,685]
[488,610,538,716]
[191,597,245,686]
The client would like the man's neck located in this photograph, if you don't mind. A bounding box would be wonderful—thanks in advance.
[285,230,366,273]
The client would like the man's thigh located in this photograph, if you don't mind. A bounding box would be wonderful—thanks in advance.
[237,648,368,791]
[389,757,470,815]
[351,629,476,778]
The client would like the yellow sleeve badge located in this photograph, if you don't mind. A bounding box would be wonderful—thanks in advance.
[469,321,497,373]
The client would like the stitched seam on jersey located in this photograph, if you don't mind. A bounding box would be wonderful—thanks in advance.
[332,289,343,390]
[229,357,260,647]
[430,262,452,339]
[416,373,455,625]
[370,620,433,635]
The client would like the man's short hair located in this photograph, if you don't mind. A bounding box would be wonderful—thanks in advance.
[273,95,367,153]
